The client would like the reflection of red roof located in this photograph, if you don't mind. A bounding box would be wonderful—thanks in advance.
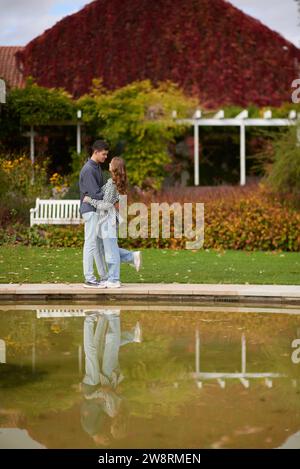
[0,46,25,89]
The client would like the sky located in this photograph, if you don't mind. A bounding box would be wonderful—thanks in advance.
[0,0,298,48]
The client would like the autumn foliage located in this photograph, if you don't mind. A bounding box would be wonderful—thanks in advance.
[2,184,300,251]
[16,0,300,108]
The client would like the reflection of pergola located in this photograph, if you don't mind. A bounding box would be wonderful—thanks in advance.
[37,308,85,318]
[174,109,297,186]
[34,310,84,375]
[192,330,285,389]
[0,339,6,363]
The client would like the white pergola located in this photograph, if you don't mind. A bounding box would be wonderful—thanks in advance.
[173,109,298,186]
[23,109,83,168]
[192,330,285,389]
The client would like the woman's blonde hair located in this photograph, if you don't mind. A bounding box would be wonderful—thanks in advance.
[110,157,127,194]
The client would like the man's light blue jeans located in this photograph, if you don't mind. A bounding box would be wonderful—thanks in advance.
[82,211,107,282]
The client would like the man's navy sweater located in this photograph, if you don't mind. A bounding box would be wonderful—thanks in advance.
[79,158,104,215]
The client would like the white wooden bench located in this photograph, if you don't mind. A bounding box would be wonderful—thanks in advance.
[30,198,82,227]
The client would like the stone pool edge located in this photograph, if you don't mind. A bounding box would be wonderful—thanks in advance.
[0,283,299,305]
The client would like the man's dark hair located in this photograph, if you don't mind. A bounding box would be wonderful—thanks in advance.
[92,140,109,153]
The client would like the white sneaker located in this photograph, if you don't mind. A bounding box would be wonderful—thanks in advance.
[103,309,121,316]
[133,251,142,272]
[133,321,142,343]
[84,280,106,289]
[105,281,121,289]
[98,280,108,288]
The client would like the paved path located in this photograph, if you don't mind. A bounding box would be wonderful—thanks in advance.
[0,283,299,304]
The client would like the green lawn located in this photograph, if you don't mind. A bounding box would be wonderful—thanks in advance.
[0,246,300,284]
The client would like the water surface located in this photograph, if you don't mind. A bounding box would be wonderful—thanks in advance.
[0,304,299,449]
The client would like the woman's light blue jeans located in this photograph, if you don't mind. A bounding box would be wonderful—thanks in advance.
[101,219,134,283]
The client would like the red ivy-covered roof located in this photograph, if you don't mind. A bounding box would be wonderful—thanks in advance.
[0,46,25,89]
[17,0,300,107]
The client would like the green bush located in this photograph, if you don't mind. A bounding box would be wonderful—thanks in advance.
[0,155,51,225]
[266,126,300,201]
[6,78,75,126]
[79,80,197,189]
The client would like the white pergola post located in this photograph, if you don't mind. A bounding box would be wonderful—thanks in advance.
[30,125,35,166]
[23,127,37,175]
[77,110,82,154]
[76,123,81,154]
[29,125,36,184]
[194,110,201,186]
[235,110,248,186]
[194,121,199,186]
[240,123,246,186]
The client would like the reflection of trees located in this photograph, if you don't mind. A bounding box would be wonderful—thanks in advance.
[0,312,82,357]
[0,368,80,417]
[257,338,300,411]
[0,312,83,416]
[0,364,46,389]
[122,311,300,345]
[0,312,36,356]
[121,335,209,419]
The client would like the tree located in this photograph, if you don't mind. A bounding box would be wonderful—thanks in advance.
[6,78,75,126]
[79,80,196,189]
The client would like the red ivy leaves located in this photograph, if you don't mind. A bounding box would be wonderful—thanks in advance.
[16,0,300,108]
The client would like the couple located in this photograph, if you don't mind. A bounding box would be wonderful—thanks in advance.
[79,140,141,288]
[81,309,141,446]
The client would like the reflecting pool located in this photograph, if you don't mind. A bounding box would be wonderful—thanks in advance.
[0,304,299,449]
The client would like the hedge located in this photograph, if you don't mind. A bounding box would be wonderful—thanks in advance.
[1,189,299,251]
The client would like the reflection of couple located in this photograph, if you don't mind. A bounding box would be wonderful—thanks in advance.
[79,140,142,289]
[80,310,141,446]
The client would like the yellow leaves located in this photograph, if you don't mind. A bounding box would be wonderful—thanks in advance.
[50,172,70,197]
[0,156,27,173]
[50,324,62,334]
[49,172,60,184]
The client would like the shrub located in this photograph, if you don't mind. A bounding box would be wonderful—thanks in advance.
[266,126,300,202]
[1,184,299,251]
[0,154,51,225]
[79,80,196,189]
[6,78,75,126]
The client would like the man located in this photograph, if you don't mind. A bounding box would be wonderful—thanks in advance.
[79,140,109,287]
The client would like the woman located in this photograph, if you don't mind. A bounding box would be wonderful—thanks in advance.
[83,157,141,288]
